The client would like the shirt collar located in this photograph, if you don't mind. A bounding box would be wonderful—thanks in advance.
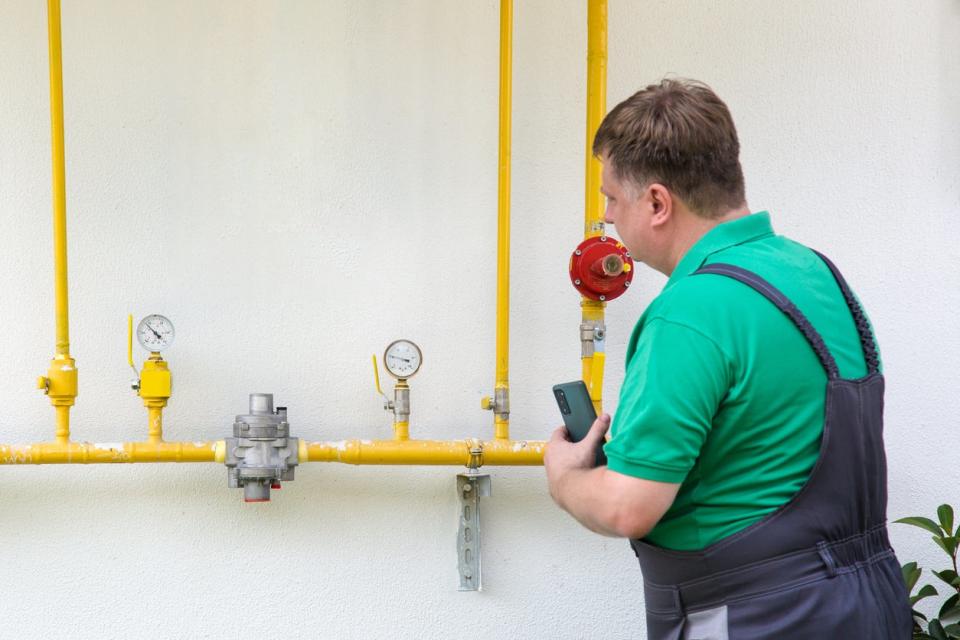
[665,211,774,288]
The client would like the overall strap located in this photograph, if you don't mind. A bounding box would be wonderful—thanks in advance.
[694,263,840,379]
[811,250,881,375]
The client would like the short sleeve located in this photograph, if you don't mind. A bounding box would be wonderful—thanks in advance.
[604,318,732,483]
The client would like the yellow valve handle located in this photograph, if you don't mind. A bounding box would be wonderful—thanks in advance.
[127,314,134,368]
[372,354,384,396]
[127,314,141,389]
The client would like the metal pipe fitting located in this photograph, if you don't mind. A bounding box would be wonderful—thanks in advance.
[223,393,299,502]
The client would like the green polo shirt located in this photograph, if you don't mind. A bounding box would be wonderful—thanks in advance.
[603,212,877,551]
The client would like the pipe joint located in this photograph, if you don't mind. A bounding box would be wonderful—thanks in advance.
[466,438,484,469]
[481,388,510,421]
[580,320,606,358]
[393,384,410,422]
[42,355,77,406]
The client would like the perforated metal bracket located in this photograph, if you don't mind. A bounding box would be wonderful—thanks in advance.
[456,472,492,591]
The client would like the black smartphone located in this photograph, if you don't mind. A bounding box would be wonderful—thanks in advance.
[552,380,607,467]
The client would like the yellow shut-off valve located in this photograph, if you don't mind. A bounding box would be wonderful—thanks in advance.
[139,356,172,400]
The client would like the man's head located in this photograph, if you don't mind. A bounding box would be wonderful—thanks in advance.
[593,78,748,274]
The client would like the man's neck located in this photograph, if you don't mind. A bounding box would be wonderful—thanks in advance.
[663,205,751,276]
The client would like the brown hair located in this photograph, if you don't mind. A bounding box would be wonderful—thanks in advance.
[592,78,746,218]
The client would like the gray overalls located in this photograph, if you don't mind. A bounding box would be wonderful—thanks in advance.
[631,253,912,639]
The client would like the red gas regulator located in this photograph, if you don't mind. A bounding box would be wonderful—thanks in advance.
[568,235,634,301]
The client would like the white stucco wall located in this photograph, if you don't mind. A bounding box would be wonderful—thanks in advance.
[0,1,957,638]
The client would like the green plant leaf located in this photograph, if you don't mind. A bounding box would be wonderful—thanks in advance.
[913,584,940,606]
[904,563,922,592]
[897,517,946,536]
[935,571,960,589]
[930,619,948,640]
[941,593,960,622]
[933,536,960,558]
[939,505,956,538]
[943,622,960,637]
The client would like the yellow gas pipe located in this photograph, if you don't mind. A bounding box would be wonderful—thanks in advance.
[490,0,513,440]
[581,0,608,415]
[304,439,544,466]
[0,439,545,467]
[37,0,78,443]
[0,441,219,465]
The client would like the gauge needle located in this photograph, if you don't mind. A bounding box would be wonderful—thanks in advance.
[150,326,162,340]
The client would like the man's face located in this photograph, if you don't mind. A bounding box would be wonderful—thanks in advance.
[600,159,652,263]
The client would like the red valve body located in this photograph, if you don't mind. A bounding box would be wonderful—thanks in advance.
[568,236,634,301]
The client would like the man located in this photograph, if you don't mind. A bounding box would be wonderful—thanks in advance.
[543,79,911,639]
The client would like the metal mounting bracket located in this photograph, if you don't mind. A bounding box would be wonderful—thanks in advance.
[456,472,492,591]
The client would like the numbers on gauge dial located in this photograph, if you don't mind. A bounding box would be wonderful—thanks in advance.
[137,314,175,352]
[384,340,422,379]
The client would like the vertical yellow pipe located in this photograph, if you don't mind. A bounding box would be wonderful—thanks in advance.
[493,0,513,440]
[54,406,70,442]
[147,407,163,443]
[584,0,607,239]
[43,0,78,443]
[581,0,607,415]
[48,0,70,358]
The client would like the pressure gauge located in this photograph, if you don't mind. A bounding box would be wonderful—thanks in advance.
[383,339,422,379]
[136,314,175,352]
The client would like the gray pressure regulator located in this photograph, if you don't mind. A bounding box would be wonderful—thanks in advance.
[224,393,299,502]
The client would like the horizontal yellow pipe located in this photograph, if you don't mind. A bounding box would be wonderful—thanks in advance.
[0,441,219,464]
[306,439,545,466]
[0,439,546,466]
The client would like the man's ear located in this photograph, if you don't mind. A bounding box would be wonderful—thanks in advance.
[647,183,673,227]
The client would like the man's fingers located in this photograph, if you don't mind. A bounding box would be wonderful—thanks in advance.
[586,413,611,444]
[549,426,570,444]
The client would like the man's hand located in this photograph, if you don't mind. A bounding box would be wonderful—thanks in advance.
[544,413,610,506]
[543,413,680,538]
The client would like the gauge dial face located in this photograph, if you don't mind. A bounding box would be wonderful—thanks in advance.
[384,339,422,379]
[137,314,175,352]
